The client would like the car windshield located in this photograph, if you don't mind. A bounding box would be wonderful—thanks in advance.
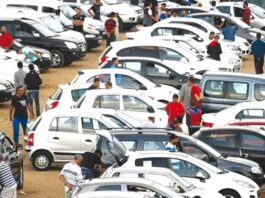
[60,5,76,19]
[251,5,265,19]
[32,22,56,37]
[103,0,122,5]
[40,16,64,33]
[193,139,222,157]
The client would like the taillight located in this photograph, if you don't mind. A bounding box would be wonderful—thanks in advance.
[99,56,107,65]
[27,133,34,146]
[202,122,214,127]
[47,100,59,110]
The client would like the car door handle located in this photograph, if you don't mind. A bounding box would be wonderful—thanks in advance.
[85,139,92,142]
[53,137,60,140]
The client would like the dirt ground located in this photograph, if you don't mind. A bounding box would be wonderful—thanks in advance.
[0,36,265,198]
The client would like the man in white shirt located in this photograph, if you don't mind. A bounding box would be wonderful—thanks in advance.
[59,154,84,198]
[140,115,156,128]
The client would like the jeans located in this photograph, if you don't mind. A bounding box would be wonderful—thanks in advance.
[0,184,17,198]
[106,34,116,47]
[254,57,264,74]
[13,117,27,144]
[27,90,40,116]
[81,167,94,180]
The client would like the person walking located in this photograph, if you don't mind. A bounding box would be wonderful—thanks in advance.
[72,8,85,32]
[24,64,42,117]
[165,94,185,126]
[251,33,265,74]
[165,134,182,152]
[14,62,26,88]
[222,21,236,41]
[0,26,14,50]
[104,12,117,46]
[88,78,100,90]
[207,34,222,61]
[59,154,84,198]
[0,154,17,198]
[88,0,103,20]
[9,86,34,146]
[242,1,251,26]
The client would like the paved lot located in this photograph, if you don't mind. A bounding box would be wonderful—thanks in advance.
[0,38,265,198]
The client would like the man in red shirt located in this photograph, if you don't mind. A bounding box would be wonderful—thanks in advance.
[190,78,202,108]
[165,94,185,125]
[0,26,14,50]
[104,12,117,47]
[242,2,251,25]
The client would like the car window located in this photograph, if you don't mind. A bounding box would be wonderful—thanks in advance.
[169,158,209,179]
[7,4,38,11]
[50,88,63,100]
[195,16,213,24]
[71,89,87,102]
[49,117,78,132]
[103,115,127,128]
[82,117,94,131]
[143,141,167,151]
[62,0,77,2]
[203,131,237,148]
[159,47,183,61]
[87,74,111,84]
[217,6,231,14]
[254,84,265,101]
[151,28,178,36]
[135,157,169,168]
[121,140,137,151]
[181,143,210,162]
[42,6,56,13]
[93,95,120,109]
[121,62,142,74]
[204,80,224,98]
[240,133,265,151]
[127,185,164,197]
[98,121,108,130]
[226,82,248,100]
[123,96,149,112]
[14,23,34,38]
[236,109,265,119]
[117,47,159,58]
[234,7,244,17]
[146,63,170,77]
[95,185,122,191]
[115,74,145,90]
[1,138,13,154]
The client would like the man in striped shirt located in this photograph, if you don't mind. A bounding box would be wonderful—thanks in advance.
[0,154,17,198]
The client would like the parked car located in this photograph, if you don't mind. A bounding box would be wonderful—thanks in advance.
[75,89,168,127]
[216,2,265,30]
[97,129,265,184]
[190,12,265,43]
[72,191,152,198]
[102,167,223,198]
[25,109,119,170]
[120,151,260,198]
[71,177,184,198]
[71,68,178,103]
[0,79,14,103]
[0,18,86,67]
[199,71,265,113]
[0,132,24,189]
[193,126,265,173]
[100,56,197,89]
[99,39,235,74]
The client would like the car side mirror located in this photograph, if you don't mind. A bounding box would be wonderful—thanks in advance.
[180,57,188,64]
[33,32,41,38]
[147,106,155,113]
[196,172,206,182]
[139,84,147,90]
[16,144,23,151]
[169,72,175,80]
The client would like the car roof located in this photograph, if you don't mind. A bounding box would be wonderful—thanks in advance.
[78,68,140,75]
[111,39,178,48]
[76,191,149,198]
[84,88,150,96]
[1,0,62,7]
[131,150,190,158]
[217,2,256,7]
[199,125,263,133]
[58,83,90,90]
[203,71,265,80]
[174,6,210,11]
[110,166,173,174]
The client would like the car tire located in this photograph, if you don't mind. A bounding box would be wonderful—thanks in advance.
[219,189,240,198]
[17,163,24,189]
[50,50,65,67]
[118,16,123,32]
[32,151,53,171]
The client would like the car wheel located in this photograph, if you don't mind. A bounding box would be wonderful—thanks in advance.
[32,151,53,171]
[50,50,65,67]
[17,163,24,189]
[219,189,240,198]
[118,16,123,32]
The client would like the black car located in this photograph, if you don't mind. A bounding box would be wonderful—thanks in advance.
[193,126,265,173]
[101,57,200,89]
[0,18,86,67]
[97,129,265,184]
[0,80,14,103]
[0,132,24,189]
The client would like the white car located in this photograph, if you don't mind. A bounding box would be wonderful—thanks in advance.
[75,89,168,127]
[99,39,235,74]
[102,167,223,198]
[121,151,260,198]
[72,191,153,198]
[216,2,265,30]
[201,101,265,128]
[71,68,178,103]
[25,109,119,170]
[71,177,184,198]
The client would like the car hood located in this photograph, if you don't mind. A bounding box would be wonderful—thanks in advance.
[57,30,86,43]
[25,45,51,54]
[225,156,260,167]
[103,4,141,15]
[50,34,80,44]
[84,18,104,30]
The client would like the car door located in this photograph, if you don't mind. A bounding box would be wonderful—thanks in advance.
[114,74,147,91]
[238,131,265,170]
[93,94,121,110]
[119,60,143,76]
[48,116,81,161]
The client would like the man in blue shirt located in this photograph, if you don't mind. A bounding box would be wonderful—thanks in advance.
[251,33,265,74]
[222,22,236,41]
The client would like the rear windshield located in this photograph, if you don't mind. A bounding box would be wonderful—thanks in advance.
[71,89,88,102]
[50,88,63,100]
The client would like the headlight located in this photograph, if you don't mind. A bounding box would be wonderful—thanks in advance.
[0,84,6,91]
[85,34,96,39]
[219,68,232,72]
[64,42,77,49]
[251,166,262,174]
[42,53,51,58]
[233,180,255,189]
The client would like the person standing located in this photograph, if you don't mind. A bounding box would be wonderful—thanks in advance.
[59,154,84,198]
[158,3,167,21]
[88,78,100,90]
[143,1,158,27]
[24,64,42,117]
[88,0,103,20]
[181,9,188,17]
[251,33,265,74]
[0,26,14,50]
[140,115,156,128]
[72,8,85,32]
[105,81,112,89]
[222,21,236,41]
[9,86,34,145]
[186,100,202,135]
[208,31,215,41]
[0,154,17,198]
[165,94,185,125]
[104,12,117,46]
[179,75,194,110]
[242,1,251,26]
[167,118,182,132]
[190,78,202,108]
[165,134,182,151]
[207,34,222,61]
[80,151,103,179]
[110,57,119,68]
[14,62,26,88]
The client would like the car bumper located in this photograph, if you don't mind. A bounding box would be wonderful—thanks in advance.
[0,88,14,102]
[62,48,85,61]
[86,36,102,50]
[39,58,52,71]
